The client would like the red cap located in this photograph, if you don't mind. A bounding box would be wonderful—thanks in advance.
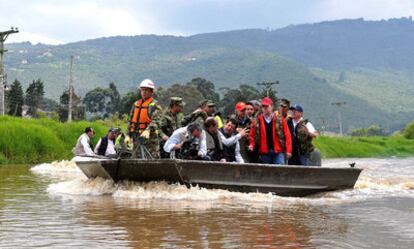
[235,102,246,111]
[261,97,273,106]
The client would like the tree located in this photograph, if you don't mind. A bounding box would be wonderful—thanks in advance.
[83,87,108,118]
[25,79,45,117]
[105,82,121,115]
[403,121,414,139]
[58,89,84,122]
[220,84,260,116]
[6,79,24,116]
[120,91,138,116]
[158,83,204,113]
[258,82,278,104]
[187,77,220,103]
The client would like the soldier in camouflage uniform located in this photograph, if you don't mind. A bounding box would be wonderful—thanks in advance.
[182,99,215,127]
[159,97,185,158]
[128,79,163,159]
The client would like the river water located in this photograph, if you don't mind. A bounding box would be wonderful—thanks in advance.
[1,158,414,248]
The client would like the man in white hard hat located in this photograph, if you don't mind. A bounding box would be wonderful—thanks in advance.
[128,78,163,159]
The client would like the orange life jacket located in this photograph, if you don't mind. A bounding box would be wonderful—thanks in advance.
[129,97,154,133]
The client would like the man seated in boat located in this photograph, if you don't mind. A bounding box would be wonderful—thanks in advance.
[94,128,119,158]
[219,118,244,163]
[72,127,96,157]
[163,122,207,160]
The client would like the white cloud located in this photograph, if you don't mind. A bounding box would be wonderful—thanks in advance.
[6,31,64,45]
[311,0,414,21]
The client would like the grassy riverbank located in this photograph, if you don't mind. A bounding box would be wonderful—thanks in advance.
[314,135,414,158]
[1,116,413,164]
[0,116,108,164]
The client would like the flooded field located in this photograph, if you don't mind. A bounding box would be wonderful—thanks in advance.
[1,158,414,248]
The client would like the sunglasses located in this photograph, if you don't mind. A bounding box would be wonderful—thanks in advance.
[262,105,269,108]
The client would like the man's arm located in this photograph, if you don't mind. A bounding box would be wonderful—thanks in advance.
[218,131,242,146]
[235,141,244,163]
[198,131,207,157]
[81,135,95,156]
[163,129,182,153]
[306,122,319,137]
[94,138,102,154]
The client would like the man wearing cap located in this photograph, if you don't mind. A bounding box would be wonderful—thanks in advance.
[287,104,319,166]
[94,128,119,158]
[229,101,252,162]
[276,98,290,119]
[128,78,163,159]
[249,97,292,165]
[182,99,215,127]
[159,97,185,158]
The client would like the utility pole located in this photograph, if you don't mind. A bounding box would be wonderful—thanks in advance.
[331,102,346,136]
[256,81,279,97]
[68,55,74,122]
[0,27,19,115]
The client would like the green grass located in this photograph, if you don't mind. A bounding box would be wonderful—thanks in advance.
[0,116,108,164]
[314,135,414,158]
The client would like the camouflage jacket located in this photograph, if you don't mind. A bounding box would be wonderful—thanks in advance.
[159,109,184,138]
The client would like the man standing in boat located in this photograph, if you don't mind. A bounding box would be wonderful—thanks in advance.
[287,104,319,166]
[182,99,215,127]
[249,97,292,165]
[128,79,163,159]
[159,97,185,158]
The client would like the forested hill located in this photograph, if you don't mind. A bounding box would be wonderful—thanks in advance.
[4,17,414,132]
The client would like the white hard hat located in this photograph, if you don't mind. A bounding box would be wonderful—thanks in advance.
[139,79,155,89]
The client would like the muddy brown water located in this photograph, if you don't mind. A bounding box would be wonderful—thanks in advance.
[1,158,414,248]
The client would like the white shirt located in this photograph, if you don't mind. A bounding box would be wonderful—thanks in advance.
[293,117,317,134]
[79,133,95,156]
[94,138,116,156]
[218,130,244,163]
[163,126,207,158]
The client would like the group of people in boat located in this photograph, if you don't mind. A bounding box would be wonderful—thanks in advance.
[73,79,320,166]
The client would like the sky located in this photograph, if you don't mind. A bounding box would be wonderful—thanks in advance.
[1,0,414,45]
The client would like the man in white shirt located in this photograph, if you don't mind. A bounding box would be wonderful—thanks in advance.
[72,127,96,156]
[94,128,119,158]
[288,104,319,166]
[163,122,207,159]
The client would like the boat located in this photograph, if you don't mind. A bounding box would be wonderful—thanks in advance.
[75,158,362,197]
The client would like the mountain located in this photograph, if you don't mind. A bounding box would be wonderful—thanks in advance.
[4,18,414,133]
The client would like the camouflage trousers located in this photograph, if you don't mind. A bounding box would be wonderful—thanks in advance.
[131,132,160,159]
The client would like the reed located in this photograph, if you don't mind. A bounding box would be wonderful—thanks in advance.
[0,116,108,164]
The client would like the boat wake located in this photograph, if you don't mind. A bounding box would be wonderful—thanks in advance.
[35,158,414,208]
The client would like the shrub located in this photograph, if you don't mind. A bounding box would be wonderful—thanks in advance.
[403,121,414,139]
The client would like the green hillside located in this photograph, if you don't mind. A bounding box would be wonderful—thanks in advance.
[4,18,414,133]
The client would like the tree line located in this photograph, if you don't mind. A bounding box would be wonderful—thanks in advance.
[5,77,278,122]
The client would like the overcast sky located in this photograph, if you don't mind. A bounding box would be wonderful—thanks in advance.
[1,0,414,44]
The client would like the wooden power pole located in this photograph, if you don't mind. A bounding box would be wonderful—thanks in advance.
[68,55,74,122]
[331,101,346,136]
[0,27,19,115]
[256,81,279,97]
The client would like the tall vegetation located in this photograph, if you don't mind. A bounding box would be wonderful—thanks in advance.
[25,79,45,117]
[6,79,24,116]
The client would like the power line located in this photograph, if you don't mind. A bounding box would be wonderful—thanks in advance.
[0,27,19,115]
